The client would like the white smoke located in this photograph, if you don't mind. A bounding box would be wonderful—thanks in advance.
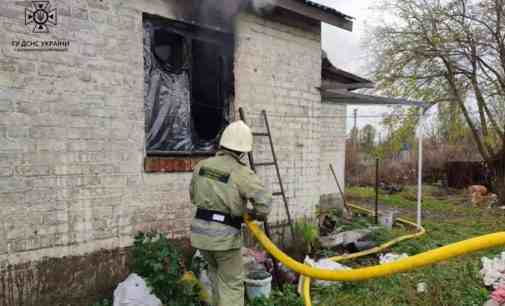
[251,0,277,14]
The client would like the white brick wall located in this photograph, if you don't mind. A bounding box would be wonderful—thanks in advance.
[0,0,181,266]
[0,0,345,267]
[234,13,322,222]
[319,102,347,198]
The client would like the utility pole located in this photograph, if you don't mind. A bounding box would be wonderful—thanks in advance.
[352,109,358,146]
[353,109,358,131]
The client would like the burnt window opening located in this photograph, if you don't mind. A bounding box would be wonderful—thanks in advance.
[143,14,234,156]
[152,29,185,72]
[192,40,225,142]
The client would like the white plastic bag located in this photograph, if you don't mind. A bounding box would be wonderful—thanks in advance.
[113,273,162,306]
[193,250,213,302]
[300,257,351,288]
[379,253,409,264]
[481,252,505,289]
[199,269,213,302]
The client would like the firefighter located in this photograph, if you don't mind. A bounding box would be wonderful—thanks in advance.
[190,120,272,306]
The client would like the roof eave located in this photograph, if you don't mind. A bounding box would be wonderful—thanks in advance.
[322,90,427,108]
[321,82,376,91]
[275,0,353,31]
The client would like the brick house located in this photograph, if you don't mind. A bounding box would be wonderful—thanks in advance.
[0,0,358,304]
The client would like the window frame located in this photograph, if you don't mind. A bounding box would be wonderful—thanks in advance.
[143,13,234,159]
[142,14,235,173]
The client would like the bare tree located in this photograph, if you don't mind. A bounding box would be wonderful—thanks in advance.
[369,0,505,203]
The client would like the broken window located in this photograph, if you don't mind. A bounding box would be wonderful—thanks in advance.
[143,14,234,155]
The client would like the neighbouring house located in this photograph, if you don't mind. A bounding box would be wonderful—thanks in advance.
[0,0,356,304]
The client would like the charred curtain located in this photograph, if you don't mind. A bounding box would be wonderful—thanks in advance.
[143,16,234,154]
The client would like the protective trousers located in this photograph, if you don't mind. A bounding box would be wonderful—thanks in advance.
[200,248,244,306]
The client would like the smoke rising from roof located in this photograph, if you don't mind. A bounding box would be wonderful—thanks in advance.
[251,0,277,14]
[196,0,243,31]
[196,0,278,31]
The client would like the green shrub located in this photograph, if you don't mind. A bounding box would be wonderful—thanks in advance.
[131,232,202,306]
[249,296,274,306]
[270,285,304,306]
[248,285,304,306]
[294,220,319,254]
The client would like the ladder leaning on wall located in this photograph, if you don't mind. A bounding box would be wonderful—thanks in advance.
[238,107,295,239]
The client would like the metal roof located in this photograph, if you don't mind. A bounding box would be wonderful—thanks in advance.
[299,0,354,20]
[322,54,374,88]
[322,90,427,108]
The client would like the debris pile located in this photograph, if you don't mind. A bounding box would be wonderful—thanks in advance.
[319,229,373,249]
[481,252,505,306]
[469,185,498,207]
[481,252,505,288]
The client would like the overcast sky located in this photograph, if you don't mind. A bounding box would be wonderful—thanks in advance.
[317,0,373,73]
[313,0,393,134]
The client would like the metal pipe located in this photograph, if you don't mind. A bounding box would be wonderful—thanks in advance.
[417,107,424,226]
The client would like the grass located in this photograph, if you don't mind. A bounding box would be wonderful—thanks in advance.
[311,185,505,306]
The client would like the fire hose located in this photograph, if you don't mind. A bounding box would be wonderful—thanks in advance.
[301,204,425,306]
[244,204,505,305]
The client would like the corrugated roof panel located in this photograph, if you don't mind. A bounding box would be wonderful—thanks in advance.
[300,0,354,20]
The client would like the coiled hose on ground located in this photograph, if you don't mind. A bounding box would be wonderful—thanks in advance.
[301,204,425,306]
[244,204,505,305]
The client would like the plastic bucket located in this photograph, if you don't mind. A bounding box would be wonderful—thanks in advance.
[245,271,272,300]
[379,211,396,229]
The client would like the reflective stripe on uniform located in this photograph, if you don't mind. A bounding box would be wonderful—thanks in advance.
[199,166,231,184]
[191,219,240,237]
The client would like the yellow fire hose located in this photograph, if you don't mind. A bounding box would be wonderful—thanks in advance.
[244,205,505,304]
[301,204,426,306]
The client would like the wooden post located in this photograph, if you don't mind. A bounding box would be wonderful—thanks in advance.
[329,164,351,213]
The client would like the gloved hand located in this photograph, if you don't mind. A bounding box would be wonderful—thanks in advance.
[246,209,267,222]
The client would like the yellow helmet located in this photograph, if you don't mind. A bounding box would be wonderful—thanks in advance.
[219,120,253,153]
